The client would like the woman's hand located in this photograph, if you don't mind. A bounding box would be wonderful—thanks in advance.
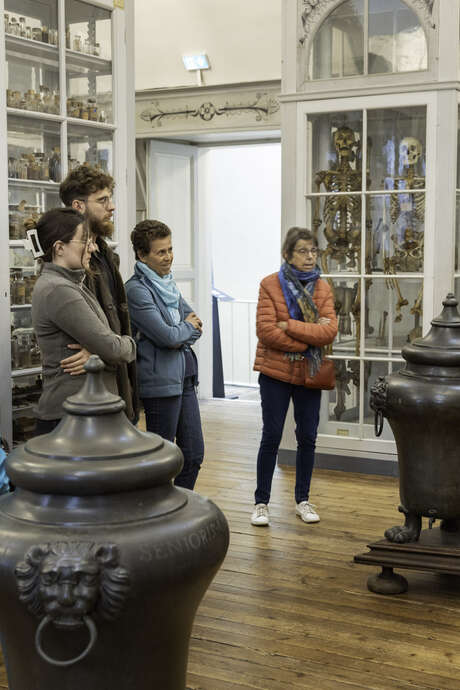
[60,344,92,375]
[276,321,288,331]
[318,317,331,326]
[186,312,203,331]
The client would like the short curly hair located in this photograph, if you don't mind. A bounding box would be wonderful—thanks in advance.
[131,219,171,260]
[59,164,115,206]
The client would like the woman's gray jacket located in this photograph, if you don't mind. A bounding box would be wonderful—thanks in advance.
[32,263,136,419]
[125,264,201,398]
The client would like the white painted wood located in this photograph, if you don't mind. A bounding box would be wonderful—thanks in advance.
[218,301,234,382]
[0,0,12,445]
[147,140,213,399]
[196,148,213,399]
[281,101,298,233]
[217,300,258,387]
[175,280,193,305]
[113,2,135,280]
[148,140,195,271]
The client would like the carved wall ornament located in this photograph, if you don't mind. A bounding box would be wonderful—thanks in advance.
[299,0,435,48]
[140,92,280,128]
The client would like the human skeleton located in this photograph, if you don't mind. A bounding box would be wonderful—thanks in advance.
[313,126,372,351]
[384,136,424,337]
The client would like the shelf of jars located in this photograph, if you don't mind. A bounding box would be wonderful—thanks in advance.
[66,48,111,74]
[2,0,118,446]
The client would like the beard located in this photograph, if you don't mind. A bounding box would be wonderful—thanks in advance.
[88,214,114,239]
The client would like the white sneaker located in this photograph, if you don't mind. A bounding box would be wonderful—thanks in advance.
[251,503,269,526]
[296,501,320,523]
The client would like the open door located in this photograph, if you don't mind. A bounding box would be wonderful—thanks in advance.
[147,140,212,398]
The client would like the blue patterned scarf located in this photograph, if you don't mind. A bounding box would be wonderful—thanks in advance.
[278,262,323,377]
[136,260,181,324]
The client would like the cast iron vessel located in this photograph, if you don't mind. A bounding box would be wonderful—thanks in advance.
[0,356,229,689]
[370,293,460,543]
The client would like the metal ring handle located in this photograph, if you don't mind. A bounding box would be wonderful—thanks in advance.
[35,615,98,667]
[374,410,384,437]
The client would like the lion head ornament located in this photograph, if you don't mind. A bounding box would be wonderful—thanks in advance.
[15,542,130,630]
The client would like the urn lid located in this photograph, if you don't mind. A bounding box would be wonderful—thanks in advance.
[402,293,460,369]
[7,356,183,495]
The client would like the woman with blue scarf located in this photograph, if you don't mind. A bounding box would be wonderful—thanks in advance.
[125,220,204,490]
[251,227,338,527]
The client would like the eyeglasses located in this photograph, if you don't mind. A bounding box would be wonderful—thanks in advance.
[88,195,113,208]
[68,238,97,250]
[293,247,319,256]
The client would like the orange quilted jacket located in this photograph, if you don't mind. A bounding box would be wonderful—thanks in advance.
[253,272,338,387]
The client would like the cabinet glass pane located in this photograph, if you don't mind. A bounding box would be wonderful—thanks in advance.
[307,196,361,274]
[66,0,112,123]
[68,124,113,173]
[456,107,460,272]
[363,360,398,441]
[309,111,363,187]
[325,277,360,355]
[9,184,60,240]
[367,107,426,192]
[368,0,427,74]
[456,192,460,272]
[8,115,61,182]
[365,277,423,353]
[366,194,424,274]
[6,37,59,113]
[308,111,363,276]
[4,0,58,45]
[309,0,364,80]
[318,358,360,433]
[12,373,42,441]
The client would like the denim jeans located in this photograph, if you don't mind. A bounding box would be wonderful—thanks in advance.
[142,376,204,490]
[255,373,321,505]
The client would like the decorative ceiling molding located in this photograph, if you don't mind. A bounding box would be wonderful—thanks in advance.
[299,0,435,48]
[140,93,280,128]
[136,82,281,138]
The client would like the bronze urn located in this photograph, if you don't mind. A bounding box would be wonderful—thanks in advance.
[0,356,229,689]
[355,294,460,594]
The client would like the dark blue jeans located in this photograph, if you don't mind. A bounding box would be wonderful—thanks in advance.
[255,373,321,505]
[142,377,204,490]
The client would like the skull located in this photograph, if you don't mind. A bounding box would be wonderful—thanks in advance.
[333,127,356,160]
[399,137,422,167]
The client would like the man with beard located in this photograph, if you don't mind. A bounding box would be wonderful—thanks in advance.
[58,164,139,423]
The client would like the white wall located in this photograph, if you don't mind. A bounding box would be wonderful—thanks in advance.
[203,143,282,300]
[135,0,281,90]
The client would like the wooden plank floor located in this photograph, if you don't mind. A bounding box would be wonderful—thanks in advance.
[1,400,460,689]
[187,400,460,690]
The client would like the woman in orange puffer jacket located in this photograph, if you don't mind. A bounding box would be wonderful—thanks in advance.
[251,226,338,527]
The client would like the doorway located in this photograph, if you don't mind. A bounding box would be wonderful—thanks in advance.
[142,134,281,401]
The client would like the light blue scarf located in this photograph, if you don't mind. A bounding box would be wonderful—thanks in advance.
[136,260,181,324]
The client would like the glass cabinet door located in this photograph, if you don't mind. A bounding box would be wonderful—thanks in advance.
[66,0,112,124]
[2,0,116,445]
[305,106,426,441]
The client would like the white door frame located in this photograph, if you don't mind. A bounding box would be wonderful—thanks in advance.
[147,140,213,399]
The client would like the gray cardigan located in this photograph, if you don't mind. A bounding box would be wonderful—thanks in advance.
[32,263,136,420]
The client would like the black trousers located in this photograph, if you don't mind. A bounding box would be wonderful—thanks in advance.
[142,377,204,491]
